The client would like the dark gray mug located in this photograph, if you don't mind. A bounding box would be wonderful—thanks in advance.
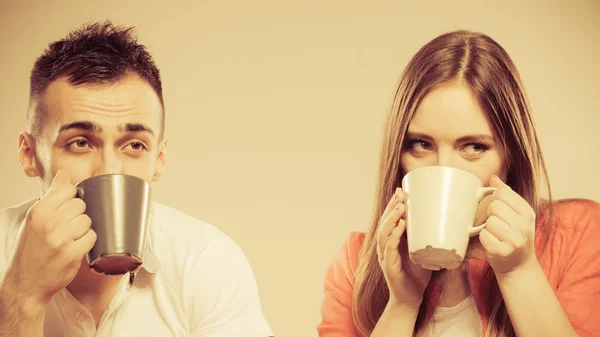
[75,174,151,275]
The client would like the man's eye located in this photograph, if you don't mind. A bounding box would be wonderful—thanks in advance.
[67,139,91,151]
[125,142,147,151]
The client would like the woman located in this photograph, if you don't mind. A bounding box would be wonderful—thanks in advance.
[317,30,600,337]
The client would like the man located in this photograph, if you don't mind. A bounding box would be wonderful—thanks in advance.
[0,21,273,337]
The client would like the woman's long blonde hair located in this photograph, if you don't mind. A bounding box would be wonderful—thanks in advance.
[352,30,553,337]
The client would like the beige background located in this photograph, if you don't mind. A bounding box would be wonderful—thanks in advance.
[0,1,598,336]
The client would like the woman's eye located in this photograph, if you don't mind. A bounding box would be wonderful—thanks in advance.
[463,143,490,153]
[409,140,433,152]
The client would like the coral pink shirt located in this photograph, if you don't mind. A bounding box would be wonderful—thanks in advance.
[317,200,600,337]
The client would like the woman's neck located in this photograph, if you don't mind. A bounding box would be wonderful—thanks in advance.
[436,267,472,307]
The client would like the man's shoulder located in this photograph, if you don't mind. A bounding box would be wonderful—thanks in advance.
[148,202,253,285]
[150,202,221,237]
[0,199,37,265]
[149,201,241,257]
[0,198,36,229]
[147,207,271,336]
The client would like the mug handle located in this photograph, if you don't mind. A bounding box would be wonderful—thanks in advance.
[468,187,497,236]
[75,185,85,199]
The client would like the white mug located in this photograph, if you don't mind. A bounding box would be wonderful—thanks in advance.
[401,166,496,270]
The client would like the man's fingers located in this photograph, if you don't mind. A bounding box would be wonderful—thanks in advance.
[69,214,92,241]
[40,171,77,210]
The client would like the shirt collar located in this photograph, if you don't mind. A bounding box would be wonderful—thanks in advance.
[141,204,160,273]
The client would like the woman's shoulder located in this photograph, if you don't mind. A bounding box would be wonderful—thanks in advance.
[537,198,600,252]
[319,232,368,334]
[345,231,366,255]
[327,231,367,284]
[346,231,366,272]
[547,198,600,229]
[552,197,599,211]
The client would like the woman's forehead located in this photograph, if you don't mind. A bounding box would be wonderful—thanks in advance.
[409,83,495,139]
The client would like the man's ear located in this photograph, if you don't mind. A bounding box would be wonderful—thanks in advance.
[17,132,42,178]
[152,137,168,182]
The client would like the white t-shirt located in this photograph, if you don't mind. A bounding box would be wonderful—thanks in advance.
[0,198,273,337]
[422,294,480,337]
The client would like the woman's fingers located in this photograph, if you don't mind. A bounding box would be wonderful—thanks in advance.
[377,199,405,262]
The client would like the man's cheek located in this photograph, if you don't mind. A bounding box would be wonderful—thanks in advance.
[124,159,156,180]
[51,159,91,183]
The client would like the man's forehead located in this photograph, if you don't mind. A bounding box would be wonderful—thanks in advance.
[41,76,161,110]
[38,75,163,131]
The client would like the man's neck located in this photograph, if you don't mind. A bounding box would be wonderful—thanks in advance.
[65,259,124,327]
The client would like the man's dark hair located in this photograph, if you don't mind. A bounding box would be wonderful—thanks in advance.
[28,20,164,137]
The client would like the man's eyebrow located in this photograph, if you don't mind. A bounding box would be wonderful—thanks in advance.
[58,121,102,133]
[118,123,155,137]
[57,122,155,137]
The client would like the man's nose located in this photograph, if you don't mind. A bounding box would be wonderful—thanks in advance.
[94,149,123,176]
